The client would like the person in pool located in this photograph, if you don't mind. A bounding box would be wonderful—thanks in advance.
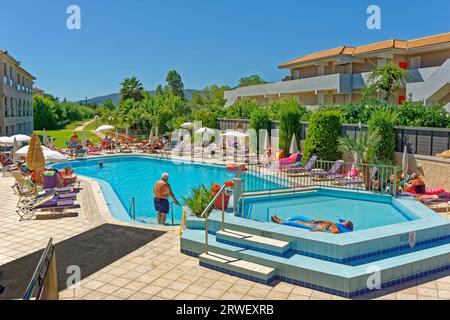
[271,215,354,234]
[153,173,180,225]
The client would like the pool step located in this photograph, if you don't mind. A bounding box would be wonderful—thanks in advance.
[216,229,291,256]
[199,252,276,284]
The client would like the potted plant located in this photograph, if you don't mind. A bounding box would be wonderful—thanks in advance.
[212,181,234,210]
[182,185,214,217]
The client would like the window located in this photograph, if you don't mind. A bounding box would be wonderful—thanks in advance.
[293,70,301,80]
[317,65,325,76]
[409,56,421,69]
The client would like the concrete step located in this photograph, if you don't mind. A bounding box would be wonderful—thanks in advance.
[199,252,276,284]
[216,229,290,256]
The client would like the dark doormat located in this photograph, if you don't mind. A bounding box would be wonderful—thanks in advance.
[0,223,166,300]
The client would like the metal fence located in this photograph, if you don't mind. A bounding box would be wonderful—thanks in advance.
[217,118,450,157]
[241,160,398,197]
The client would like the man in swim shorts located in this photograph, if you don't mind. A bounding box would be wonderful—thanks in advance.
[153,173,180,224]
[271,215,354,234]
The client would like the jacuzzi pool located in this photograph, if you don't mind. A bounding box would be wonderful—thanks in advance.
[241,190,418,231]
[181,187,450,297]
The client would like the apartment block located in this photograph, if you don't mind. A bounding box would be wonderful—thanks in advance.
[224,32,450,111]
[0,49,35,136]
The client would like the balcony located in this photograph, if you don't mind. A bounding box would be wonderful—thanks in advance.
[224,73,352,104]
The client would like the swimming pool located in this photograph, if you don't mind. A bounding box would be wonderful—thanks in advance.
[53,155,279,224]
[242,190,418,231]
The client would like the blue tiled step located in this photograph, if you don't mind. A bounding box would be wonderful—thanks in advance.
[181,229,450,297]
[199,252,276,284]
[216,229,291,257]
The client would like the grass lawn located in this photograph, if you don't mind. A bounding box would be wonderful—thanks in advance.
[35,130,101,149]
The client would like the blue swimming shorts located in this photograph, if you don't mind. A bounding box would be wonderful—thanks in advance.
[154,198,169,214]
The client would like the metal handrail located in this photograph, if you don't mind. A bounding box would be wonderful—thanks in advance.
[129,196,136,221]
[201,165,245,254]
[201,184,227,219]
[23,238,57,300]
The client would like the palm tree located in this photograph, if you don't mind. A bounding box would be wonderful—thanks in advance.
[362,63,411,103]
[338,129,380,165]
[338,129,380,190]
[120,76,145,102]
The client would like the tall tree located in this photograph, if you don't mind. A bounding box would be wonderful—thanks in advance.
[362,63,410,103]
[120,76,145,102]
[155,84,164,97]
[165,70,185,100]
[238,74,267,87]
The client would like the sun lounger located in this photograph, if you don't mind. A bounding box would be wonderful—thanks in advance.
[310,160,344,180]
[16,192,80,221]
[285,155,318,176]
[333,167,378,186]
[420,192,450,214]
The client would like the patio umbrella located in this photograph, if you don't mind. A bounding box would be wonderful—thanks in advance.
[12,134,31,143]
[223,131,248,138]
[236,121,243,131]
[125,127,129,138]
[196,127,215,135]
[50,136,54,147]
[263,131,271,150]
[12,137,19,161]
[402,146,409,176]
[202,131,210,143]
[95,125,114,132]
[42,129,49,146]
[289,134,298,154]
[0,136,14,145]
[26,132,45,172]
[115,129,119,142]
[180,122,194,130]
[81,131,87,147]
[16,145,68,162]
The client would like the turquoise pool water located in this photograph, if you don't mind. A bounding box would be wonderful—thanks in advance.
[53,156,279,224]
[242,191,419,231]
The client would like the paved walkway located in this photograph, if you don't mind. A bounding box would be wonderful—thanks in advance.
[74,119,95,132]
[0,171,449,300]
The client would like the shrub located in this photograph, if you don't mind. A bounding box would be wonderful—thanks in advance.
[224,99,259,119]
[194,109,218,129]
[367,108,398,165]
[303,109,342,161]
[250,108,271,153]
[278,100,301,156]
[182,185,214,217]
[270,98,309,121]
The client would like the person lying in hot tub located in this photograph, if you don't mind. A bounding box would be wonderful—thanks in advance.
[271,215,354,234]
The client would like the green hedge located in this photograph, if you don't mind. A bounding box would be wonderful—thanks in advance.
[194,109,218,129]
[367,108,398,165]
[278,101,301,156]
[303,109,342,161]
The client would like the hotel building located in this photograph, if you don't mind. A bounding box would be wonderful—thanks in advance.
[0,49,35,136]
[224,32,450,111]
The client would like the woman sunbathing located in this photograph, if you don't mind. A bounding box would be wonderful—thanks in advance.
[271,215,354,234]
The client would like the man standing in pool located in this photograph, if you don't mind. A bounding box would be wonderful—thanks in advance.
[153,173,180,224]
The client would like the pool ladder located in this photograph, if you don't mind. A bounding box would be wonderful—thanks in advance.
[128,196,176,225]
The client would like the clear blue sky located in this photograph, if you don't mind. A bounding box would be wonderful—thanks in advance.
[1,0,449,101]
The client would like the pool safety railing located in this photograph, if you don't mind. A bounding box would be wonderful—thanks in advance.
[23,238,58,300]
[201,165,245,254]
[242,160,398,197]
